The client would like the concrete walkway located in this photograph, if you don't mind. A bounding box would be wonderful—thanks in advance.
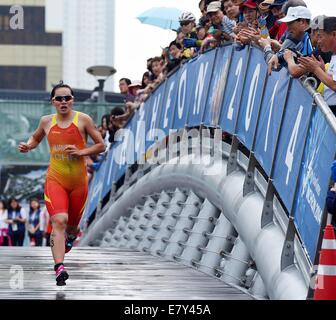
[0,247,253,300]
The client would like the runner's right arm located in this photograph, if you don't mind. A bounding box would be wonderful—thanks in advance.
[18,116,47,153]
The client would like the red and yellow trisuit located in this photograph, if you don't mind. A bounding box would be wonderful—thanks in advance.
[44,111,88,226]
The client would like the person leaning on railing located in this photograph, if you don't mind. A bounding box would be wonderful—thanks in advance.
[200,1,237,52]
[298,16,336,117]
[259,6,313,76]
[108,106,129,144]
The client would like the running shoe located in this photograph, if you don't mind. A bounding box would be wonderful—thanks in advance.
[55,264,69,286]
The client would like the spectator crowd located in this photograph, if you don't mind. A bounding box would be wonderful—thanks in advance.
[100,0,336,137]
[87,0,336,225]
[0,197,52,247]
[85,0,336,205]
[88,0,336,167]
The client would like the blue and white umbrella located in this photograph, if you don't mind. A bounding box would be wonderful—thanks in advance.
[137,7,183,30]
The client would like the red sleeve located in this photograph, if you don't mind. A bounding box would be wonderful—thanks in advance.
[276,23,288,41]
[269,21,280,39]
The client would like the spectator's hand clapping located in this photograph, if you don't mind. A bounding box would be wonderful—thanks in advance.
[298,56,322,73]
[258,36,272,49]
[236,34,250,45]
[238,27,260,44]
[234,22,248,34]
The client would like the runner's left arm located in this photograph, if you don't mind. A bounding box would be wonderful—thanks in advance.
[65,115,106,157]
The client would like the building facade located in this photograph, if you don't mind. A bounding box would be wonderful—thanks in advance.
[0,0,62,91]
[62,0,115,91]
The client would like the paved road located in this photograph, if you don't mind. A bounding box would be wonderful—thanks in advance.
[0,247,253,300]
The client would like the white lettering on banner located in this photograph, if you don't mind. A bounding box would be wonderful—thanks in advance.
[178,69,187,119]
[227,57,243,120]
[106,151,114,187]
[245,64,261,131]
[285,105,303,185]
[135,104,146,161]
[264,80,279,152]
[92,179,102,200]
[312,172,321,196]
[114,129,134,166]
[149,93,161,140]
[306,186,323,223]
[301,159,323,223]
[146,129,166,165]
[193,62,209,115]
[164,81,175,128]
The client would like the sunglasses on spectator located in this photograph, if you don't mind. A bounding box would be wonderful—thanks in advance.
[180,21,191,26]
[53,95,73,102]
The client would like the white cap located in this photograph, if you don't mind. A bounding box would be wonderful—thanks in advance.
[279,6,312,23]
[129,80,142,88]
[310,15,327,30]
[206,1,221,13]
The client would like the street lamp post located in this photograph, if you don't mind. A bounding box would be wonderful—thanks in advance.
[86,65,117,104]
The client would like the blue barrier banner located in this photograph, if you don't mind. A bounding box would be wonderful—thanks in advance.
[187,49,216,127]
[273,80,313,212]
[82,44,336,266]
[203,46,232,127]
[254,69,290,177]
[85,155,108,219]
[145,82,166,150]
[219,45,250,134]
[158,70,179,136]
[172,62,193,129]
[293,107,336,261]
[134,103,146,163]
[236,48,267,149]
[101,145,116,199]
[113,120,135,182]
[143,93,154,143]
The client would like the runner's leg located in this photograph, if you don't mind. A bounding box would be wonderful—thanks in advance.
[65,183,88,252]
[44,178,69,264]
[50,213,68,264]
[67,183,88,237]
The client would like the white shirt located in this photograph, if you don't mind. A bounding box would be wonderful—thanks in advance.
[28,209,44,232]
[0,210,8,229]
[9,208,27,232]
[40,206,49,232]
[324,54,336,106]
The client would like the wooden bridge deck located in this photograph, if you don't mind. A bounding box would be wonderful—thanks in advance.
[0,247,253,300]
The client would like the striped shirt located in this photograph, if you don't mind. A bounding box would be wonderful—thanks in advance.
[220,15,236,36]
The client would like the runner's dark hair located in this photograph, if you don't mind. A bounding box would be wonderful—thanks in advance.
[50,80,74,100]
